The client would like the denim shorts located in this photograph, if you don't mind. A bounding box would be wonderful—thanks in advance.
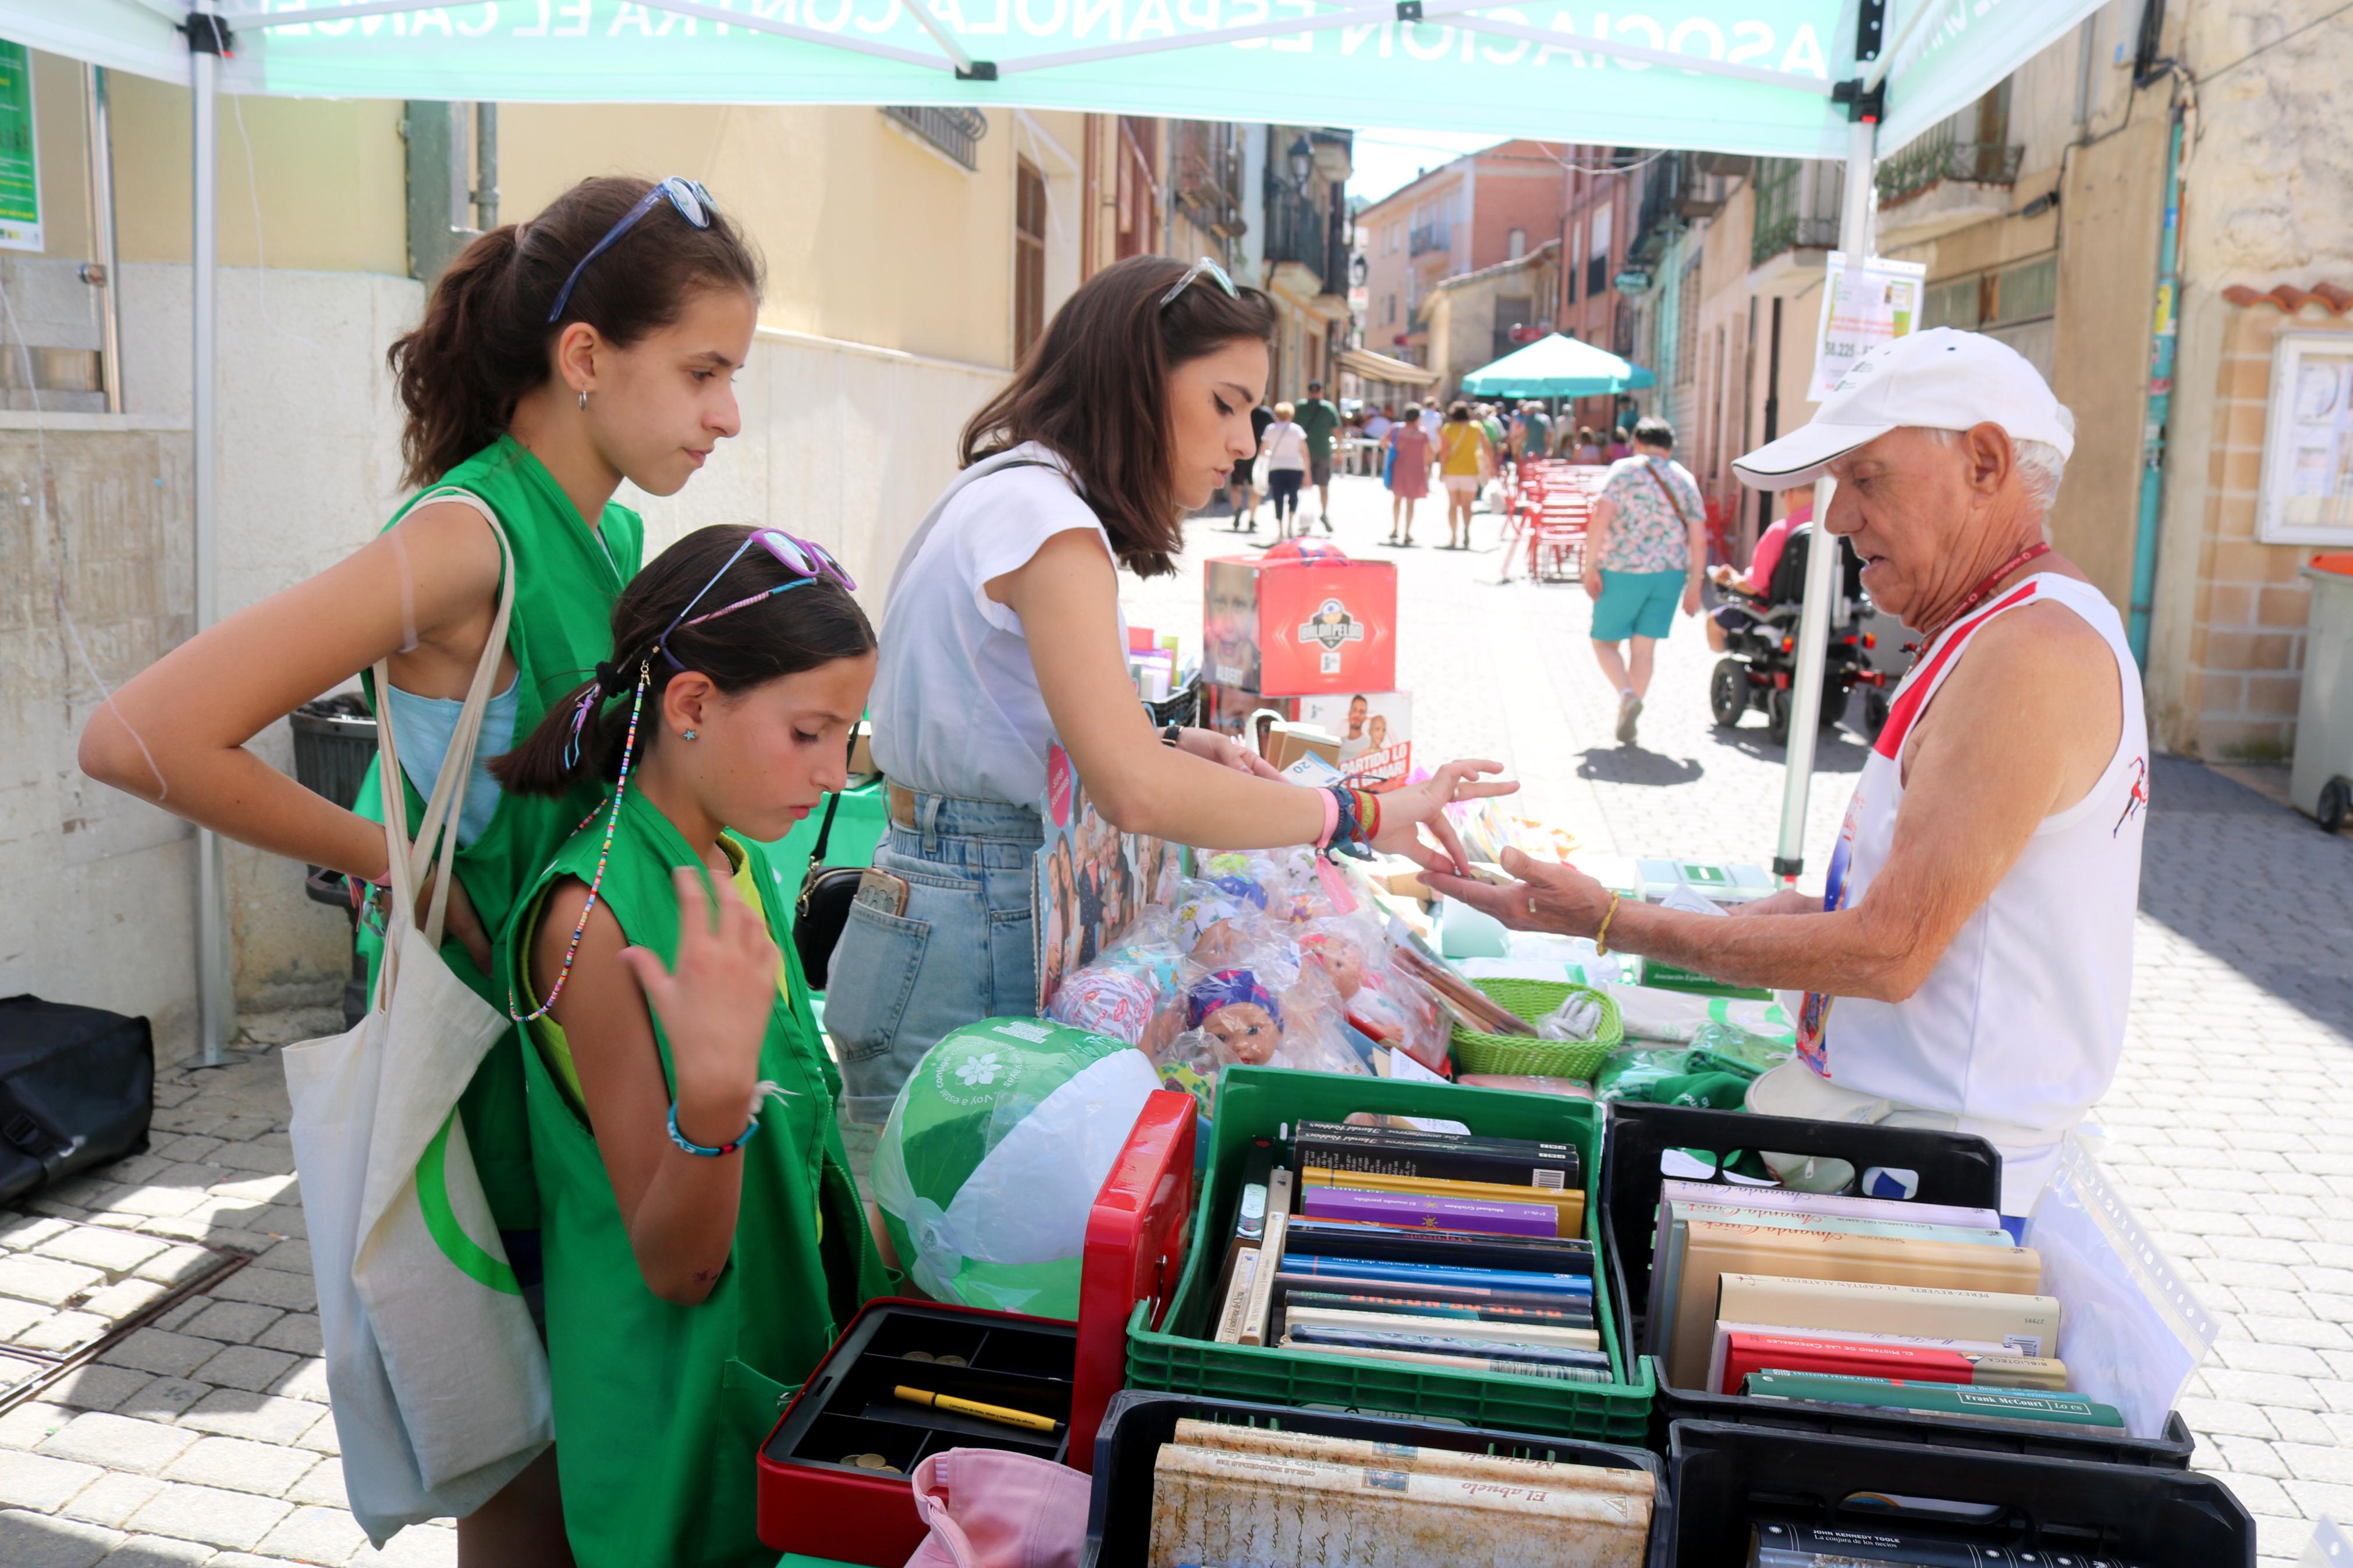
[823,790,1044,1123]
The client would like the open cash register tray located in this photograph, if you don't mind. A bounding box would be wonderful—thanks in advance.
[758,1090,1196,1565]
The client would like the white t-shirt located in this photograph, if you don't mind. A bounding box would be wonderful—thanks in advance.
[1261,421,1309,472]
[871,443,1123,807]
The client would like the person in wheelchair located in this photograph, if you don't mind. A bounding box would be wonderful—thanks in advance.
[1705,488,1879,743]
[1705,481,1812,654]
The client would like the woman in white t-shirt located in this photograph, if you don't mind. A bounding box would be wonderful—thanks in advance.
[826,255,1516,1122]
[1258,401,1310,539]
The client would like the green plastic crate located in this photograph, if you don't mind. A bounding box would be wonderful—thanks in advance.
[1123,1066,1656,1445]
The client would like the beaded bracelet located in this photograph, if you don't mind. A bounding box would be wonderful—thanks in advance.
[668,1101,760,1158]
[1323,784,1377,862]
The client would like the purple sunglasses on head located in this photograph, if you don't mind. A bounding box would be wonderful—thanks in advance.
[658,528,856,669]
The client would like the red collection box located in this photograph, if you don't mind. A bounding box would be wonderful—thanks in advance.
[757,1091,1196,1565]
[1203,541,1396,697]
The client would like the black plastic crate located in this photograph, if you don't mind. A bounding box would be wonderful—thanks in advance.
[1085,1389,1668,1568]
[1662,1419,2251,1567]
[1602,1102,2196,1467]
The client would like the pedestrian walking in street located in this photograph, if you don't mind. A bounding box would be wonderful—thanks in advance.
[77,174,765,1565]
[1362,403,1394,482]
[1516,401,1553,469]
[1581,415,1706,745]
[1261,399,1311,536]
[494,525,891,1568]
[1437,400,1496,550]
[1384,402,1433,544]
[1605,425,1634,461]
[1296,378,1343,529]
[1572,426,1605,463]
[1431,329,2135,1218]
[1384,402,1434,544]
[832,254,1516,1125]
[1419,401,1444,445]
[1227,396,1272,530]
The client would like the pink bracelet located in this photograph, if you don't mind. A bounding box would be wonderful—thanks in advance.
[1315,785,1339,849]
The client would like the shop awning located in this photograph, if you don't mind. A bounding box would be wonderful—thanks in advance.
[11,1,2100,161]
[1460,333,1655,399]
[1335,347,1439,387]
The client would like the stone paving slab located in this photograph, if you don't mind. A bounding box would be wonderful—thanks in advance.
[0,479,2336,1566]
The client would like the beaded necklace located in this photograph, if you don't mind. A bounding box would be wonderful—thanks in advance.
[509,660,651,1022]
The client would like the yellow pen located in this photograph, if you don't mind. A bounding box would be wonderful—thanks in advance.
[893,1385,1064,1435]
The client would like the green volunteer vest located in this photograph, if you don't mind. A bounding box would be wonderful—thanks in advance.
[505,785,888,1568]
[356,435,644,1232]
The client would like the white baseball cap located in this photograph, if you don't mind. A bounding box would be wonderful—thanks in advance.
[1733,327,2074,491]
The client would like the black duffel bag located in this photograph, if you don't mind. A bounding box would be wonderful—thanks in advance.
[0,995,155,1206]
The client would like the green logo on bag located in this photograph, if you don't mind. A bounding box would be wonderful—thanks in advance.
[418,1114,523,1296]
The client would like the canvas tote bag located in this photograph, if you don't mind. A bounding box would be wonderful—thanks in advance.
[281,493,553,1545]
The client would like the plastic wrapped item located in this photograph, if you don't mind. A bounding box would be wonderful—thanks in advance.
[1044,965,1163,1048]
[1603,983,1795,1045]
[1538,990,1606,1043]
[1591,1046,1754,1110]
[872,1017,1162,1318]
[1683,1019,1793,1079]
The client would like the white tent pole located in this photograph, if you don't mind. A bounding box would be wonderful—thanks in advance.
[191,1,228,1064]
[1771,112,1875,883]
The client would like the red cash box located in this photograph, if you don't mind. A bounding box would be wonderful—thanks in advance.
[757,1090,1196,1565]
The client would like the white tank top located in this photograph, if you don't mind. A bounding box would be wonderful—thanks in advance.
[1795,574,2150,1142]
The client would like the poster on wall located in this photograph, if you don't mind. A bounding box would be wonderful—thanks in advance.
[1032,743,1182,1012]
[1809,251,1925,401]
[1294,691,1414,791]
[0,42,41,254]
[2259,334,2353,545]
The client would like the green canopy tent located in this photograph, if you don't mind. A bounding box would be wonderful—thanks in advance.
[1461,332,1655,400]
[2,0,2111,1057]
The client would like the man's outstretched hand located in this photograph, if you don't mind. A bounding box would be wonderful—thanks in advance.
[1421,847,1613,938]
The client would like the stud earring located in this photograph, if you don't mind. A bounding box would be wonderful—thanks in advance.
[682,728,698,741]
[577,387,588,411]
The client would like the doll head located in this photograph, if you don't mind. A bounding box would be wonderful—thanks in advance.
[1186,969,1284,1066]
[1298,930,1367,999]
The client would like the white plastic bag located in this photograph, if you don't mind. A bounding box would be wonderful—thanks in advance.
[282,495,551,1544]
[2022,1136,2217,1441]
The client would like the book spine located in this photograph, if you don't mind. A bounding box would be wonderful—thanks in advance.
[1271,1273,1595,1321]
[1286,1322,1610,1368]
[1279,1253,1593,1297]
[1213,1247,1260,1345]
[1283,1305,1602,1351]
[1279,1336,1615,1384]
[1658,1178,2000,1232]
[1165,1420,1655,1501]
[1301,1185,1563,1238]
[1284,1216,1595,1270]
[1238,1209,1287,1347]
[1301,1166,1587,1225]
[1298,1133,1579,1191]
[1282,1289,1592,1328]
[1742,1371,2124,1428]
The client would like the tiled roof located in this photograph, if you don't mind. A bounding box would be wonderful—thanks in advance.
[2222,282,2353,315]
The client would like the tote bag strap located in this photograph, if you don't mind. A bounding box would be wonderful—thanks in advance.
[369,488,519,981]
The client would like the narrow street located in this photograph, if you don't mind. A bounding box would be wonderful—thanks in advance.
[0,475,2345,1565]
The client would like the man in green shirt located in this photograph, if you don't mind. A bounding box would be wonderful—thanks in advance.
[1295,380,1343,533]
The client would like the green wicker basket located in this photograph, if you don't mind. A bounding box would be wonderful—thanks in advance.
[1448,977,1623,1079]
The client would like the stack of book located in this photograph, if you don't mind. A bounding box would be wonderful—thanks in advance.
[1648,1179,2125,1433]
[1211,1121,1612,1385]
[1145,1418,1652,1568]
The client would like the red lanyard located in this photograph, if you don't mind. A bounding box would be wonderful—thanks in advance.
[1921,542,2051,646]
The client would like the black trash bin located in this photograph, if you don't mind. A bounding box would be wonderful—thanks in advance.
[289,694,377,1029]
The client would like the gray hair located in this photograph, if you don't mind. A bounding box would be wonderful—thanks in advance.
[1920,411,2074,517]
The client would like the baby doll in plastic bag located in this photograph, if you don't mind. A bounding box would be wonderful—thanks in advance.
[1048,912,1189,1056]
[1297,915,1450,1072]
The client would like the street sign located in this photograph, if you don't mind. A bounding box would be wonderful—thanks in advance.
[0,41,41,253]
[1613,268,1653,296]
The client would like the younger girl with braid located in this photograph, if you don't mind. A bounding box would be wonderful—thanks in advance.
[491,524,889,1568]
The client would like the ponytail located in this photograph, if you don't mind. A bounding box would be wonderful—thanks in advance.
[387,176,764,489]
[491,525,875,799]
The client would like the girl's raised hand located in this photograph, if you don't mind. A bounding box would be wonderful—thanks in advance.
[618,867,778,1144]
[1366,759,1518,876]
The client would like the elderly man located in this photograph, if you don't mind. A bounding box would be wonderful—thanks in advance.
[1429,330,2149,1213]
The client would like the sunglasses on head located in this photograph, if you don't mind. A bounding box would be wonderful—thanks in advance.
[658,528,856,669]
[547,176,716,325]
[1160,255,1240,310]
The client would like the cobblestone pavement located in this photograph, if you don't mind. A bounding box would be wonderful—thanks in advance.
[1,474,2343,1563]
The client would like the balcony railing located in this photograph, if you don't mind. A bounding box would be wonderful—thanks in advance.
[1752,213,1841,266]
[881,105,987,171]
[1269,192,1347,293]
[1876,137,2024,207]
[1408,222,1450,257]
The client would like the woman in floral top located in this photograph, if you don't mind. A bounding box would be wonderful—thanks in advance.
[1584,415,1708,745]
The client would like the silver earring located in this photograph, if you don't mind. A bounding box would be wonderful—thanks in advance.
[682,728,698,741]
[577,387,588,411]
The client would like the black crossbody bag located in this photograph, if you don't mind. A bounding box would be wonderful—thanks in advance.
[793,733,864,990]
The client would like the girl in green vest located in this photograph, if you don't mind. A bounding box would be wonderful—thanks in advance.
[79,175,763,1563]
[492,524,890,1568]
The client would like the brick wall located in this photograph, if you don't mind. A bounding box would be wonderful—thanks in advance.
[2180,301,2353,760]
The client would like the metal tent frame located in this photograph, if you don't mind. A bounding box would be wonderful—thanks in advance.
[13,0,2106,1058]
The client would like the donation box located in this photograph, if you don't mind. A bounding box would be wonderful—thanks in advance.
[1203,541,1397,697]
